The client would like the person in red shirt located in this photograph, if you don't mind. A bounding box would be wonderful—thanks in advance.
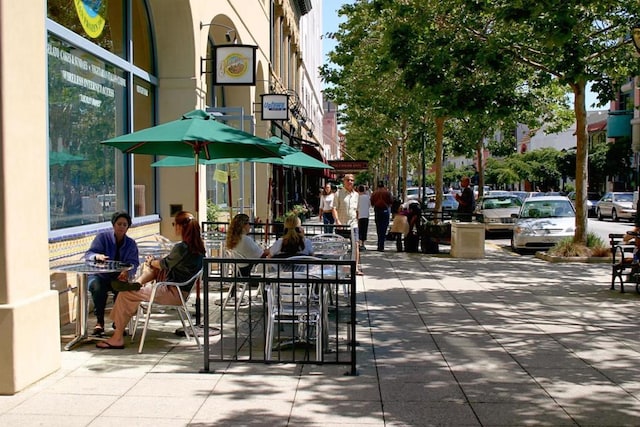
[370,181,393,251]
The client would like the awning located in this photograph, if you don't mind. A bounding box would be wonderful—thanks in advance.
[300,144,332,178]
[587,120,606,132]
[301,144,326,162]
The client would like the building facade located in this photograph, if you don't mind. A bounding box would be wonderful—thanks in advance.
[0,0,322,394]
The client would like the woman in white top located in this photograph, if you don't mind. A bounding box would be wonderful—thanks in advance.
[269,214,314,257]
[226,213,269,276]
[318,183,335,233]
[357,184,371,250]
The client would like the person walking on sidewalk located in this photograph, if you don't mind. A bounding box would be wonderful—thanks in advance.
[357,184,371,250]
[334,174,363,275]
[370,181,393,251]
[318,183,335,233]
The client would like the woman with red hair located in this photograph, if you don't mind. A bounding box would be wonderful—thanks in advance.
[97,211,205,349]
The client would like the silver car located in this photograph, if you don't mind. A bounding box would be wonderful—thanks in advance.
[511,196,576,253]
[596,192,635,221]
[476,195,522,234]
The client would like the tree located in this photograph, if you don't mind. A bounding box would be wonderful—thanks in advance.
[463,0,640,244]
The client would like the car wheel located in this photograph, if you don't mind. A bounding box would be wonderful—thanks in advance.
[612,209,618,222]
[510,237,521,254]
[597,208,603,221]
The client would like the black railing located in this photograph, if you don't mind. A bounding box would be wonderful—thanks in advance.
[202,221,352,241]
[201,257,357,375]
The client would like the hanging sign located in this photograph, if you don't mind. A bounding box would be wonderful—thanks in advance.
[214,169,228,183]
[261,94,289,120]
[214,45,257,85]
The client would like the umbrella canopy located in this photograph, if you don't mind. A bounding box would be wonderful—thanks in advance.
[101,109,282,217]
[49,151,85,166]
[102,109,280,159]
[150,140,333,170]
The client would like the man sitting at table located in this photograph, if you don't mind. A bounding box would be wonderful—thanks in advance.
[84,211,139,337]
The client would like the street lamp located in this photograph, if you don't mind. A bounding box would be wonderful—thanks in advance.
[632,25,640,53]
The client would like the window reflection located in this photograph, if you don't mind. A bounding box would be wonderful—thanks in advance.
[47,0,126,59]
[48,36,126,229]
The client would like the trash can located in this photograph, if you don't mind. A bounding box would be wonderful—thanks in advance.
[450,221,485,258]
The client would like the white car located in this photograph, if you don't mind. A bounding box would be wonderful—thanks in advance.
[595,192,635,221]
[476,195,522,234]
[511,196,576,253]
[405,187,433,203]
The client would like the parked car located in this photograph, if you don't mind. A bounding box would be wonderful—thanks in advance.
[595,192,635,221]
[511,196,576,253]
[567,191,601,217]
[511,191,531,202]
[405,186,433,203]
[475,195,522,234]
[425,194,459,211]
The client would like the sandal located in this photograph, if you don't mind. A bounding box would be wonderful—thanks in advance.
[96,341,125,350]
[92,325,104,337]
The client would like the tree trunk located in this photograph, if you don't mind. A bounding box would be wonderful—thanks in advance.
[434,117,446,217]
[573,80,588,245]
[476,138,484,197]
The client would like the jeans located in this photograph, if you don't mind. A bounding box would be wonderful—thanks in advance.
[322,212,335,233]
[88,275,117,326]
[374,207,390,250]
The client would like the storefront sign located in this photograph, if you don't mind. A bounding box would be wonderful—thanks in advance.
[328,160,369,172]
[74,0,106,38]
[261,94,289,120]
[214,45,257,85]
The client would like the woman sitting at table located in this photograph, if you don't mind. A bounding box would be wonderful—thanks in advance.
[268,214,314,258]
[96,210,205,349]
[226,213,269,276]
[84,211,139,337]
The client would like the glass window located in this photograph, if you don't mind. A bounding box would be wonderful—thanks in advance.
[133,77,155,216]
[47,0,126,59]
[48,35,127,229]
[132,0,154,72]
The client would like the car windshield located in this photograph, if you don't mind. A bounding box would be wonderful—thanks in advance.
[614,193,633,202]
[521,200,574,218]
[481,197,521,209]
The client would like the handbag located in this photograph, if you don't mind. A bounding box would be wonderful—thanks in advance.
[404,232,419,253]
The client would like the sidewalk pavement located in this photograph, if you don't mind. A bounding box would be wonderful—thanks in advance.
[3,236,640,426]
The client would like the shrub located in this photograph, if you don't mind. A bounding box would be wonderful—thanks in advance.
[547,232,610,257]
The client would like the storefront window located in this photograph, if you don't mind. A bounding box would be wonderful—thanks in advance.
[47,0,126,59]
[47,1,156,232]
[132,0,154,72]
[133,77,155,217]
[48,36,127,230]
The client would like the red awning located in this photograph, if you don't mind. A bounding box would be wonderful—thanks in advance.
[588,120,606,132]
[301,144,326,162]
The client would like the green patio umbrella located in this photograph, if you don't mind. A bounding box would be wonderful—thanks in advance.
[102,109,282,218]
[49,151,85,166]
[150,138,333,170]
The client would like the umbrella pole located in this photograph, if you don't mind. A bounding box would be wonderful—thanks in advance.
[265,177,272,244]
[194,152,201,325]
[228,174,233,218]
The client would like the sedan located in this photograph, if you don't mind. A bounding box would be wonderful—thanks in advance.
[511,196,576,253]
[425,194,459,211]
[476,195,522,234]
[567,191,601,217]
[596,192,635,221]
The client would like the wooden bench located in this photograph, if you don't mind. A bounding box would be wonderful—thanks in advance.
[609,233,640,293]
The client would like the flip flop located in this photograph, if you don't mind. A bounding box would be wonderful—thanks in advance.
[96,341,125,350]
[356,270,364,276]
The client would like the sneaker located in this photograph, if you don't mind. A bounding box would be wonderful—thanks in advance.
[110,280,142,292]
